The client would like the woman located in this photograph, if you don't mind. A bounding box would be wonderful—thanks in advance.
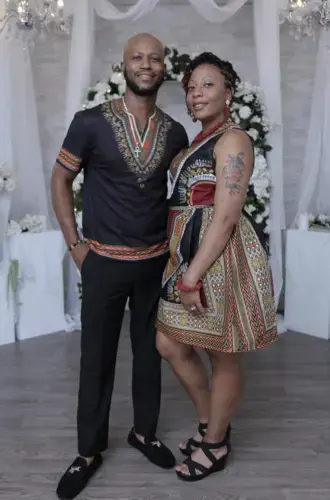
[156,52,278,482]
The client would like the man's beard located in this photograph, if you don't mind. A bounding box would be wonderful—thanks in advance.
[124,68,164,97]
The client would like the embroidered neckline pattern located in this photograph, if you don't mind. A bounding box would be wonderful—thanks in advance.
[102,99,171,189]
[168,120,237,198]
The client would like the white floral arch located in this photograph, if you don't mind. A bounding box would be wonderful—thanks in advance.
[63,0,284,308]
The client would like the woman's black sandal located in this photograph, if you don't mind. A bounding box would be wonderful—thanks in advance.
[179,423,231,456]
[179,422,207,456]
[176,438,229,482]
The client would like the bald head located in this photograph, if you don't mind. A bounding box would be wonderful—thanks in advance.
[123,33,165,62]
[122,33,165,97]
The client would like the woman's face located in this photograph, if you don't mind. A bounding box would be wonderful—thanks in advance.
[186,63,232,125]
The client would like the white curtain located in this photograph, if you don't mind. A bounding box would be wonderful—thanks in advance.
[294,28,330,221]
[64,0,284,316]
[253,0,285,305]
[0,33,49,259]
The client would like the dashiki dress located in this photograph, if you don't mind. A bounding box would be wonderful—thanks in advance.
[156,121,278,353]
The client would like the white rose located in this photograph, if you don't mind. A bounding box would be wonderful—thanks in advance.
[0,177,4,190]
[165,59,173,71]
[264,220,271,234]
[254,186,269,199]
[4,177,16,192]
[245,204,256,214]
[252,178,269,189]
[176,72,184,82]
[251,115,261,123]
[20,214,44,233]
[318,214,328,223]
[75,171,84,184]
[118,82,126,95]
[308,213,315,222]
[247,128,259,141]
[110,72,125,85]
[263,205,270,217]
[75,211,83,230]
[72,180,81,194]
[255,214,264,224]
[231,102,240,110]
[94,81,111,93]
[93,91,107,106]
[239,106,252,120]
[243,94,254,104]
[254,153,268,171]
[6,220,21,236]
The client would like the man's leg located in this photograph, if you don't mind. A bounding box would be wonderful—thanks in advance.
[56,253,130,499]
[127,254,175,469]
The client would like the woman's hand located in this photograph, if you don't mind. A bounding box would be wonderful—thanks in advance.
[179,290,204,314]
[178,273,204,314]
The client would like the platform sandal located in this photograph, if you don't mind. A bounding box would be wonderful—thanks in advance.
[176,437,229,482]
[179,423,231,456]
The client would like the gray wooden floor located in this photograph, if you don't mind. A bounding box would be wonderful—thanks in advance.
[1,315,330,500]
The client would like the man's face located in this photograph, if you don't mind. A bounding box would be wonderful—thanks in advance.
[123,36,165,97]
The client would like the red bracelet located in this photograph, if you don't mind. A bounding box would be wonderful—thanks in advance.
[177,275,202,292]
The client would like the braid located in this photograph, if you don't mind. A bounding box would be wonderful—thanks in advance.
[182,52,240,93]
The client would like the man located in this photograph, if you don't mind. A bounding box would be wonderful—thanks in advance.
[51,33,189,499]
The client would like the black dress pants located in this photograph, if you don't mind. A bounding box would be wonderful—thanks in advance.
[77,250,167,457]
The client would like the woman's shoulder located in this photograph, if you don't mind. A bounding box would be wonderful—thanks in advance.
[215,125,253,150]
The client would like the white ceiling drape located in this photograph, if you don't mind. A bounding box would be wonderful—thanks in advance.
[64,0,253,125]
[64,0,284,305]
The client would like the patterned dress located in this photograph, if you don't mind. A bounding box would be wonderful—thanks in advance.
[156,121,278,353]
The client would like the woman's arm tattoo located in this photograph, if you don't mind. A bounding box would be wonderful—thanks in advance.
[221,152,245,195]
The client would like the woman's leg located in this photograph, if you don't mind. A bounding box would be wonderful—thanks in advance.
[156,331,210,428]
[176,350,243,475]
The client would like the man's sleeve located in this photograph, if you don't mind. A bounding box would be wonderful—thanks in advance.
[56,111,92,174]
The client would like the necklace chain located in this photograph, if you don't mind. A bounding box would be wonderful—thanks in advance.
[122,98,156,159]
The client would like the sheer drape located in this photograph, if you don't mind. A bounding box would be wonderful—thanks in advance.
[253,0,285,305]
[294,28,330,221]
[0,34,49,261]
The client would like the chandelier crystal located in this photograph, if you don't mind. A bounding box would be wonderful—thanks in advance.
[0,0,70,39]
[279,0,330,39]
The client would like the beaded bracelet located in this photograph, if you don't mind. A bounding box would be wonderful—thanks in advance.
[68,239,88,252]
[177,275,202,293]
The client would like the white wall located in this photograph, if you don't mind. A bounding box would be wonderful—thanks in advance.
[31,3,318,226]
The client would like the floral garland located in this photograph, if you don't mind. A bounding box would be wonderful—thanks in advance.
[75,48,272,240]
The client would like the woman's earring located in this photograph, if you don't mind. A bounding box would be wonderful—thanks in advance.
[187,108,197,123]
[225,99,231,119]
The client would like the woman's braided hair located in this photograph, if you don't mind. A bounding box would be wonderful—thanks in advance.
[182,52,240,93]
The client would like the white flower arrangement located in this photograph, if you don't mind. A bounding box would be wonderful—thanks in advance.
[308,213,330,231]
[6,214,46,236]
[76,48,272,242]
[0,162,17,193]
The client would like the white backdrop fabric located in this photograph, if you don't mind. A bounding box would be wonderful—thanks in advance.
[0,32,49,262]
[0,34,49,221]
[294,28,330,222]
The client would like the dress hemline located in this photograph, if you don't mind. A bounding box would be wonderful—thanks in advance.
[156,319,278,354]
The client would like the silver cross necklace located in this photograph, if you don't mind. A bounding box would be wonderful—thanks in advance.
[122,98,156,159]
